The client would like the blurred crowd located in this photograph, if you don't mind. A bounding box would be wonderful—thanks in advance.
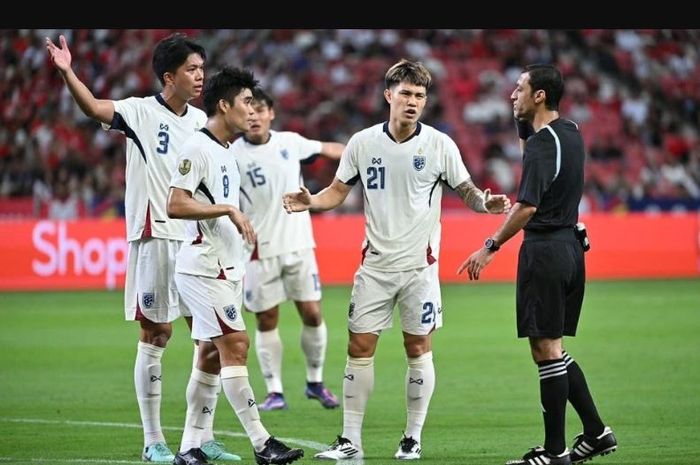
[1,29,699,219]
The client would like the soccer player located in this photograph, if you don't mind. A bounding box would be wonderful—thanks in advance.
[167,66,304,465]
[45,33,239,462]
[232,87,344,411]
[458,64,617,465]
[283,59,510,460]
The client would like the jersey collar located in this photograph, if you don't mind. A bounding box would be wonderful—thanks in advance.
[200,127,230,148]
[155,93,189,117]
[383,121,422,144]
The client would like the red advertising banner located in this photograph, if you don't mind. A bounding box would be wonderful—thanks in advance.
[0,213,698,291]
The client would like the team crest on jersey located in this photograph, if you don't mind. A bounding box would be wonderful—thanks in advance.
[413,155,426,171]
[142,293,154,309]
[223,304,237,321]
[280,149,289,160]
[179,159,192,175]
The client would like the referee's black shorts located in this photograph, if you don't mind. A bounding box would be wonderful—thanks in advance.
[516,228,585,338]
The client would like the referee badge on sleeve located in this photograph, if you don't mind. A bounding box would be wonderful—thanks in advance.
[178,159,192,175]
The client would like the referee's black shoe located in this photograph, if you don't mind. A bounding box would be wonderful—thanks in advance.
[570,426,618,463]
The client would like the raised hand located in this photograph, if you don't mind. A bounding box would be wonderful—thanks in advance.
[484,188,511,214]
[228,207,256,245]
[45,34,72,73]
[283,185,312,213]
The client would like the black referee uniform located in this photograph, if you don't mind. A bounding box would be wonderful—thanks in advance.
[516,117,585,338]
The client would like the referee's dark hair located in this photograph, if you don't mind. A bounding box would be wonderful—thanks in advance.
[525,64,564,111]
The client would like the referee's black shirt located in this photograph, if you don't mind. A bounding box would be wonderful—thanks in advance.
[517,118,584,232]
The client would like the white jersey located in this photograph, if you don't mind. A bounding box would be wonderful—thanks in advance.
[104,95,207,242]
[170,129,246,282]
[233,130,322,259]
[336,122,470,271]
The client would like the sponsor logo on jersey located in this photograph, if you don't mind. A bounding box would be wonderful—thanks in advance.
[223,304,237,321]
[280,149,289,160]
[371,157,382,165]
[179,159,192,175]
[413,155,426,171]
[142,292,154,309]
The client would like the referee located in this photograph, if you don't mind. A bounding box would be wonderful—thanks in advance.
[458,64,617,465]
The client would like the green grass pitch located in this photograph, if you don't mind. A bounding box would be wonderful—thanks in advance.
[0,279,698,464]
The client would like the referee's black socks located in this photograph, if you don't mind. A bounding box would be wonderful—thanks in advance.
[563,351,605,437]
[537,358,568,455]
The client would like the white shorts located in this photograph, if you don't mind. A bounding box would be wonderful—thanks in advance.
[124,237,189,323]
[174,273,246,342]
[243,249,322,313]
[348,263,442,336]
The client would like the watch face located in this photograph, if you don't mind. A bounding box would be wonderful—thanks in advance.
[485,238,494,248]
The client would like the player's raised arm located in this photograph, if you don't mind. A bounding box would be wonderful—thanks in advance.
[45,34,114,125]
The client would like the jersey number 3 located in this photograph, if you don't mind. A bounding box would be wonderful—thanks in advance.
[156,131,169,154]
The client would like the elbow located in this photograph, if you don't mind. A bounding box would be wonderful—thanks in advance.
[166,202,182,219]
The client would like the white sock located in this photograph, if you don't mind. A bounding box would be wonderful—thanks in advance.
[180,368,219,452]
[255,328,283,394]
[301,322,327,383]
[404,352,435,443]
[200,379,220,444]
[191,343,218,445]
[342,356,374,447]
[134,341,166,447]
[220,365,270,451]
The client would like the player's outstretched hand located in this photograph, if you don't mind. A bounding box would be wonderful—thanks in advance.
[45,34,72,73]
[283,185,312,213]
[484,188,511,214]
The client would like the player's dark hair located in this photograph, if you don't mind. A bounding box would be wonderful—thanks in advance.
[385,59,432,90]
[152,33,206,86]
[202,66,258,116]
[525,64,564,111]
[252,87,274,109]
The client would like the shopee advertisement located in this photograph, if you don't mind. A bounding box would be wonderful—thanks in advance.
[1,219,128,290]
[0,213,698,291]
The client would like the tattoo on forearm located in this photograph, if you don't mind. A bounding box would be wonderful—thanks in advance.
[455,180,486,213]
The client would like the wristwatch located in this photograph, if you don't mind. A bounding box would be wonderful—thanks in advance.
[484,238,500,252]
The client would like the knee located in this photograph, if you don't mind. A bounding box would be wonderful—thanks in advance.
[403,338,430,359]
[256,310,278,331]
[347,337,375,358]
[198,343,221,373]
[142,327,172,348]
[298,302,322,326]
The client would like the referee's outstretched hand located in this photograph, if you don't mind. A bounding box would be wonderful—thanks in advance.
[484,188,511,214]
[457,247,494,281]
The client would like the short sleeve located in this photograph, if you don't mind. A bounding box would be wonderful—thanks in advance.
[440,134,470,189]
[291,133,323,162]
[517,132,557,207]
[335,134,360,185]
[170,146,206,195]
[102,97,142,133]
